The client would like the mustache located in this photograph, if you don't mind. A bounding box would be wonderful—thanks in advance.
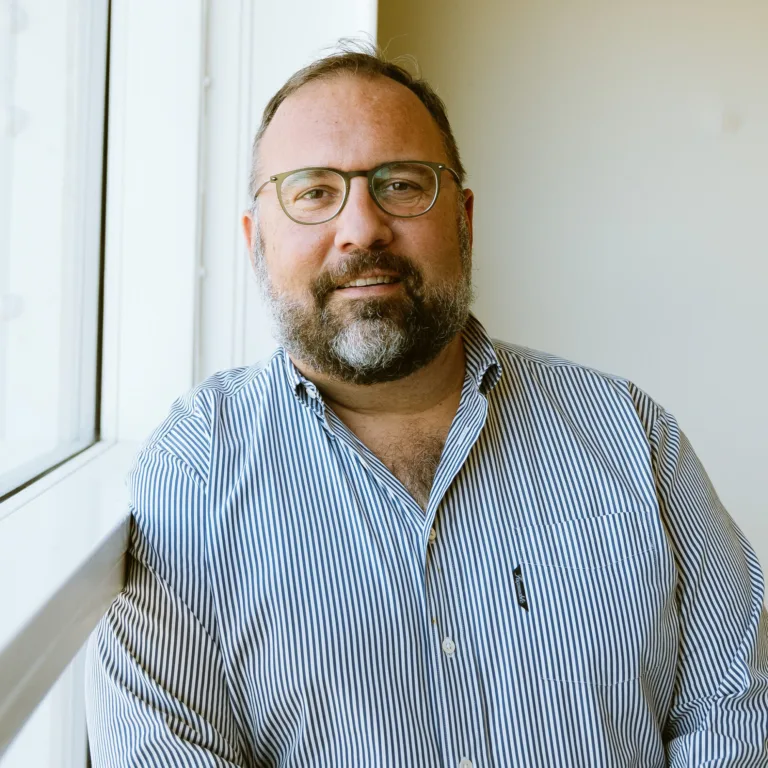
[310,250,423,305]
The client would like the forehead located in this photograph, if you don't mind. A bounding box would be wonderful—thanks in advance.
[258,74,448,173]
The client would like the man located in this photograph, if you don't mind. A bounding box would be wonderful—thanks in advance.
[86,46,768,767]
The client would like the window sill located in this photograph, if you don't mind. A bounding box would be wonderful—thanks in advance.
[0,440,137,755]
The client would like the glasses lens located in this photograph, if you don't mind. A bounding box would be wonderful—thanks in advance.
[279,169,346,223]
[372,163,438,217]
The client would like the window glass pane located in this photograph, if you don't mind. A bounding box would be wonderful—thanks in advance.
[0,0,109,499]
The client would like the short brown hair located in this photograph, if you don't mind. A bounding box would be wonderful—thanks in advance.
[248,40,466,200]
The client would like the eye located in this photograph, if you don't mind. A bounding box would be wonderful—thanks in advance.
[290,186,342,209]
[383,180,422,192]
[297,187,331,201]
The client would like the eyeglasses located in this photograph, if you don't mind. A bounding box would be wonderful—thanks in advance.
[252,160,461,225]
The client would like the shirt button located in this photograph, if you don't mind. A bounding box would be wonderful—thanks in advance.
[428,527,437,543]
[459,759,474,768]
[442,637,456,656]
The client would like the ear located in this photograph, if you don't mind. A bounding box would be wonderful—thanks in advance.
[242,211,255,251]
[242,210,259,271]
[462,188,475,247]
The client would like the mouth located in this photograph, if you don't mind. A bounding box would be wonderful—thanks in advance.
[338,276,400,289]
[335,274,402,291]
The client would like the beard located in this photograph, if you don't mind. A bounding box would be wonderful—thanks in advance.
[251,204,474,385]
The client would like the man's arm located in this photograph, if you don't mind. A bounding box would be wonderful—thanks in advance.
[631,385,768,765]
[85,408,249,766]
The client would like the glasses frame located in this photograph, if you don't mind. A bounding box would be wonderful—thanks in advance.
[252,160,461,225]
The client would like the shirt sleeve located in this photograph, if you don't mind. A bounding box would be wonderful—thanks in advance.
[85,397,249,766]
[631,386,768,765]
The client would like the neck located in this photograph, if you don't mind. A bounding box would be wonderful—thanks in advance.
[288,334,466,419]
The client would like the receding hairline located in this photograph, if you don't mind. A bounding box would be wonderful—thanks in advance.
[248,48,467,202]
[254,71,448,176]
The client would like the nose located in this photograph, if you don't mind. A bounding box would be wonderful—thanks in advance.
[333,177,394,252]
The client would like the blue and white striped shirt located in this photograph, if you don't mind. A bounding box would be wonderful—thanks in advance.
[86,314,768,767]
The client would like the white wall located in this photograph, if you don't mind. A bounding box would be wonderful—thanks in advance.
[379,0,768,583]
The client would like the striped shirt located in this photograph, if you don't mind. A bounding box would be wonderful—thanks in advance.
[86,313,768,767]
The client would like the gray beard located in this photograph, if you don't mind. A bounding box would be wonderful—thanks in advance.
[252,207,474,385]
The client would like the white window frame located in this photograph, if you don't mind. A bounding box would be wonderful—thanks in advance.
[0,0,107,503]
[0,0,206,761]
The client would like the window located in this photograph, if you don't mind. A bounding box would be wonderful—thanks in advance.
[0,0,109,502]
[0,2,377,762]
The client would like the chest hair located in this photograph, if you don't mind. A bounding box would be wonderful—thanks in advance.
[371,423,449,510]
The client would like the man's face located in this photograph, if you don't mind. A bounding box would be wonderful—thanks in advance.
[243,74,475,385]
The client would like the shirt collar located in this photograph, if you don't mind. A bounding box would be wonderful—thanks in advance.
[462,312,503,395]
[280,311,502,407]
[280,351,324,414]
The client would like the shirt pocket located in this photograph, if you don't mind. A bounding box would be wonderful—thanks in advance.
[515,509,660,686]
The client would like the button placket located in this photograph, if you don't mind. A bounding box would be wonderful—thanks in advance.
[425,504,492,768]
[424,517,455,756]
[425,528,472,766]
[424,504,489,767]
[425,525,447,648]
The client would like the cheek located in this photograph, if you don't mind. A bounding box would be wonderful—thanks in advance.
[264,219,332,292]
[398,217,463,277]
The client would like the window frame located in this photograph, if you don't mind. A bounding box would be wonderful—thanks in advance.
[0,0,207,760]
[0,0,108,505]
